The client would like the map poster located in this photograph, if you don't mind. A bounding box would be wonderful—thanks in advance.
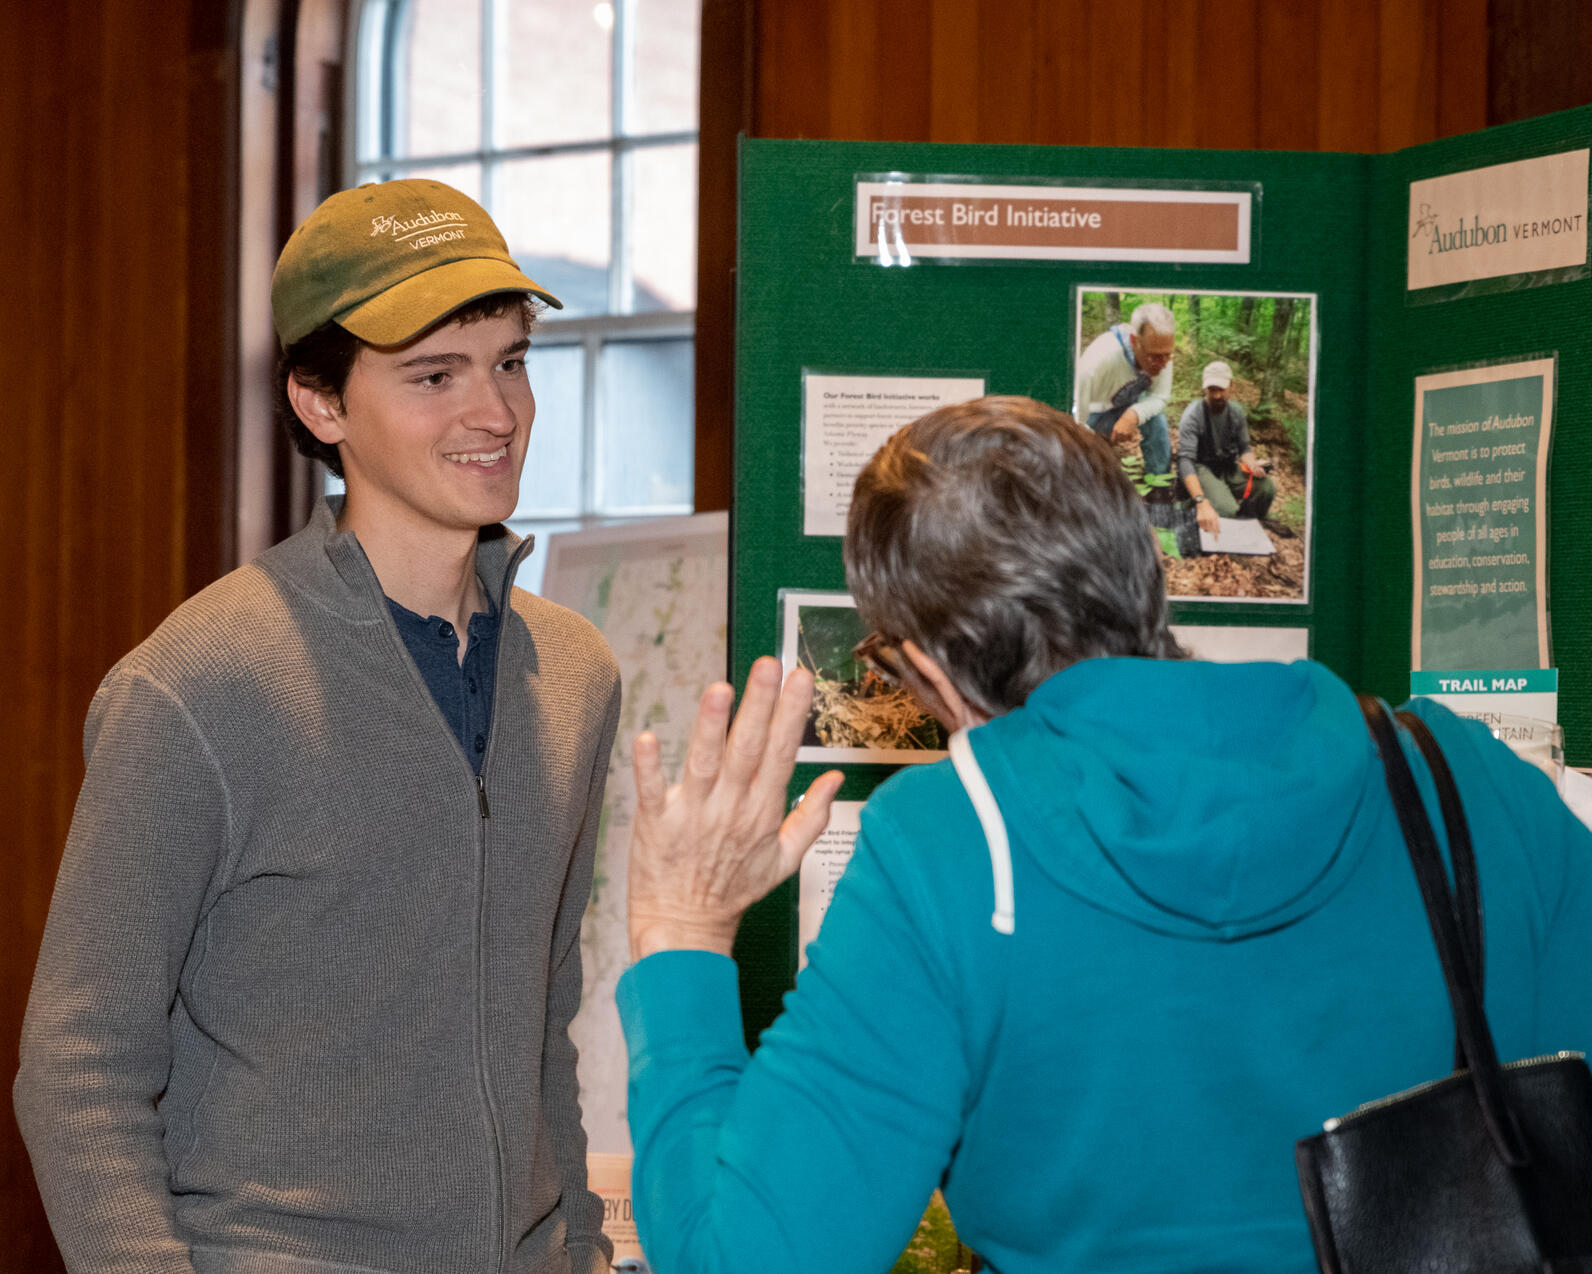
[1411,358,1554,671]
[540,512,729,1158]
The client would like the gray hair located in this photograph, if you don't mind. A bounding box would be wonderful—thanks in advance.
[844,396,1183,716]
[1129,301,1176,339]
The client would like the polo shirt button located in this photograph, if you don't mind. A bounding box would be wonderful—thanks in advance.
[438,621,455,639]
[468,677,478,694]
[474,734,486,753]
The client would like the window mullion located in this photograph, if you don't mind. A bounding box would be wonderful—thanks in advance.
[581,332,602,517]
[610,145,633,316]
[612,0,633,137]
[383,0,412,172]
[354,0,389,164]
[480,0,499,208]
[609,0,635,316]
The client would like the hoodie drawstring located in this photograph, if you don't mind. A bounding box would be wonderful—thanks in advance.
[949,730,1016,935]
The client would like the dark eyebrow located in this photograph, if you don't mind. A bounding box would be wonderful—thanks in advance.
[393,336,530,370]
[394,351,469,370]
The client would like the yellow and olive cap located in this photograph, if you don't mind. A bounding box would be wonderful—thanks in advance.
[271,178,561,348]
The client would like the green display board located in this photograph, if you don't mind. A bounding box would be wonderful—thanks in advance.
[731,112,1592,1043]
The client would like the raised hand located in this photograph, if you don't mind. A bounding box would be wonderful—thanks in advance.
[627,657,844,961]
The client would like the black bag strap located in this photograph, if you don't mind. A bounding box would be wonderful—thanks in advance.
[1357,694,1530,1167]
[1394,709,1484,1073]
[1394,710,1485,1006]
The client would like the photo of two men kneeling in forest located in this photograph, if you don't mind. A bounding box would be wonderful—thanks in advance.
[1074,286,1315,603]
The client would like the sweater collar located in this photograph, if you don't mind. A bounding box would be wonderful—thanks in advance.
[285,497,535,621]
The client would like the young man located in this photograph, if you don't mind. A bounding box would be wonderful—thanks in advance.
[1176,358,1276,540]
[15,179,621,1274]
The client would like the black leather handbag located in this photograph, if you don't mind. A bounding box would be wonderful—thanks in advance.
[1294,696,1592,1274]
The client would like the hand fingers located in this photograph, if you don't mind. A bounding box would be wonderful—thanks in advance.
[720,657,784,791]
[748,665,816,808]
[633,730,667,818]
[777,769,844,877]
[680,682,736,800]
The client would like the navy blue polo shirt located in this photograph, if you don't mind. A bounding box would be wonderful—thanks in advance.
[388,595,500,775]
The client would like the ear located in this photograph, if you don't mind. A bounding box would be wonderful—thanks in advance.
[900,640,990,732]
[286,373,349,447]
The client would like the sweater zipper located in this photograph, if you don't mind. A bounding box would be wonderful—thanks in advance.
[475,541,530,1274]
[472,769,507,1274]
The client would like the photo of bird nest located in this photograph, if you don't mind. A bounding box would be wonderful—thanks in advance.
[779,590,949,764]
[808,661,943,752]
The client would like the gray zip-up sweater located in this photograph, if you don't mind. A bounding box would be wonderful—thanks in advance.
[15,500,621,1274]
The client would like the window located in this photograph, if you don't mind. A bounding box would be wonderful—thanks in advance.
[349,0,700,588]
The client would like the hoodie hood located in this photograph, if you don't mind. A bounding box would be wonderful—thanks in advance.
[966,658,1382,940]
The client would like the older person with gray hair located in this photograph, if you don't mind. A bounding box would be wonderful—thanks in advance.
[615,396,1592,1274]
[1073,300,1177,474]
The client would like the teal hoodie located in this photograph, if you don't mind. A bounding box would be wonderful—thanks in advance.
[619,658,1592,1274]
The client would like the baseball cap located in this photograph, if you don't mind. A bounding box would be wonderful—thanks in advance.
[1201,360,1233,389]
[271,178,562,348]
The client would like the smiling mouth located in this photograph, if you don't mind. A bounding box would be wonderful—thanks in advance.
[444,446,508,466]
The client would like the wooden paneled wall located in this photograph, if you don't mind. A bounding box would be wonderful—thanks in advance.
[751,0,1490,151]
[0,2,240,1267]
[694,0,1586,508]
